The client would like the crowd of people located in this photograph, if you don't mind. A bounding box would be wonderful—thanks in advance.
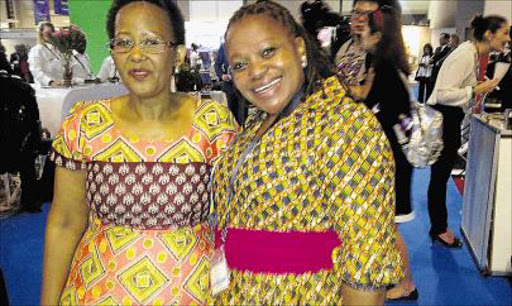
[0,21,122,87]
[0,0,510,305]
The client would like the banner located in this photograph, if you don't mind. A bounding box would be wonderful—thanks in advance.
[33,0,50,25]
[54,0,69,16]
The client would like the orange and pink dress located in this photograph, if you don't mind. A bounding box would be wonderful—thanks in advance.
[50,98,236,305]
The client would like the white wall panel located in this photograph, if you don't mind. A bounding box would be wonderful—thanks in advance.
[484,0,511,22]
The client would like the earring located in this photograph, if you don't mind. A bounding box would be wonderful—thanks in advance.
[173,65,180,75]
[301,56,308,68]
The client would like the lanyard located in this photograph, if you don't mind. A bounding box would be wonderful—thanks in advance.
[213,85,306,244]
[73,54,93,78]
[43,43,61,61]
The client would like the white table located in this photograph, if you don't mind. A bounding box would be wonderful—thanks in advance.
[34,83,128,137]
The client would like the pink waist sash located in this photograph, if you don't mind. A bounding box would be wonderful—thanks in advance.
[217,228,341,274]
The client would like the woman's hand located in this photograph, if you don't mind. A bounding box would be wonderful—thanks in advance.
[474,79,499,94]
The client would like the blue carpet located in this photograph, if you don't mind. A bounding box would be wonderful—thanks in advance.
[0,202,49,306]
[0,169,510,305]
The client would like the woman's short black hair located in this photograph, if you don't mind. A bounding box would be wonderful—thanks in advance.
[106,0,185,44]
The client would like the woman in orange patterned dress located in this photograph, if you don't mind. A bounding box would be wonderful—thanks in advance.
[40,1,236,305]
[211,1,403,305]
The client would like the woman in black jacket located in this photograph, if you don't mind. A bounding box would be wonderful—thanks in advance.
[359,4,417,301]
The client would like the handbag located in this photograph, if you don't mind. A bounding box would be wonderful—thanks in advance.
[393,72,444,168]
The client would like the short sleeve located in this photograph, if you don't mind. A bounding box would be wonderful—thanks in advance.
[198,99,238,164]
[49,101,88,171]
[320,101,404,290]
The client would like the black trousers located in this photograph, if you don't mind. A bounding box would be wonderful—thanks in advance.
[427,104,465,235]
[378,119,413,217]
[417,78,430,103]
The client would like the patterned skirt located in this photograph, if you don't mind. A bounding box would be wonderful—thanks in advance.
[60,215,212,305]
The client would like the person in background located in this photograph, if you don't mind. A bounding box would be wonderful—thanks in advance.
[426,15,509,248]
[416,43,434,103]
[210,49,219,86]
[427,33,452,99]
[28,22,63,86]
[189,42,201,72]
[335,0,376,94]
[1,68,43,213]
[486,39,511,112]
[0,41,13,74]
[10,44,33,82]
[198,48,212,89]
[70,25,95,82]
[97,55,120,82]
[335,0,400,98]
[449,33,461,50]
[215,43,247,125]
[40,0,236,305]
[353,2,417,301]
[212,1,403,305]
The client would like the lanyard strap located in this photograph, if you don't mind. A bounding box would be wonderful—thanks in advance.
[73,54,92,78]
[43,43,61,60]
[216,85,306,243]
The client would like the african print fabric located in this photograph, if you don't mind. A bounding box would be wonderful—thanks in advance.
[50,98,236,305]
[335,39,368,86]
[212,76,404,305]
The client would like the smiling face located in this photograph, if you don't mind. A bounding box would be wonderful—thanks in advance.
[112,2,179,99]
[489,22,511,53]
[225,14,306,116]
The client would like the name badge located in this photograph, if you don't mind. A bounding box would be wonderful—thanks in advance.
[210,246,230,296]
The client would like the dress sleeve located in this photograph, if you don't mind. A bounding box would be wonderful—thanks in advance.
[49,101,88,171]
[200,99,238,164]
[321,100,404,290]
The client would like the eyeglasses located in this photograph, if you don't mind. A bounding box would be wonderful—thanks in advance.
[107,37,178,54]
[351,9,375,18]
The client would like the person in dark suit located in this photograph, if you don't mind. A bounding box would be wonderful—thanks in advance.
[0,41,13,74]
[215,43,247,125]
[427,33,451,99]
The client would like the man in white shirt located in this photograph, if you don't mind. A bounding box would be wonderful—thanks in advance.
[97,55,119,82]
[189,43,201,72]
[71,27,94,81]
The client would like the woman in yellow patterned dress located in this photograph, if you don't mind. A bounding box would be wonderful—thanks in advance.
[40,1,236,305]
[211,1,403,305]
